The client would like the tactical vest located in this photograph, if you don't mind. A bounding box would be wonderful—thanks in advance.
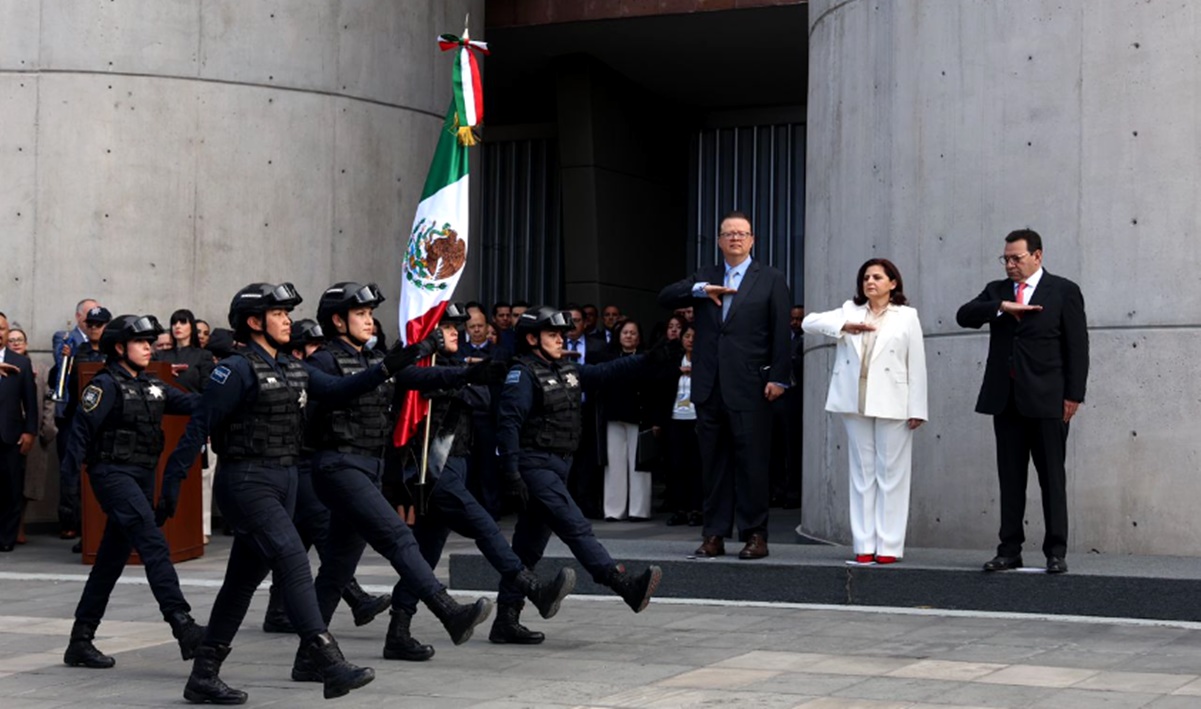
[213,351,309,463]
[518,355,582,454]
[90,368,167,469]
[309,346,393,457]
[404,364,473,460]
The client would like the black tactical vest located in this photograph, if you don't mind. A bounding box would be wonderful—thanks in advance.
[518,354,582,454]
[404,363,474,460]
[309,346,393,457]
[90,368,167,469]
[213,350,309,463]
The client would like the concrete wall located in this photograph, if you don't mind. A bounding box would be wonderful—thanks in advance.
[804,0,1201,555]
[0,0,483,523]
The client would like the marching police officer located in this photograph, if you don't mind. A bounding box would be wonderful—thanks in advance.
[59,314,206,669]
[163,282,425,704]
[387,303,575,659]
[260,318,390,634]
[302,284,492,664]
[496,306,671,629]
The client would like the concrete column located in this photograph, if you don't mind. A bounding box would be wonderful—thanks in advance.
[804,0,1201,555]
[0,0,483,522]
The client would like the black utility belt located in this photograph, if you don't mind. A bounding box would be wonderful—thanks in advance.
[224,455,296,467]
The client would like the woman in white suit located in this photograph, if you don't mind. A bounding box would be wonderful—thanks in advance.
[802,258,927,564]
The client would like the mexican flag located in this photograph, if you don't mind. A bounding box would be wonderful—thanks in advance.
[393,32,487,448]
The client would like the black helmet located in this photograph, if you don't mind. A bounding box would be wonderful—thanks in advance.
[100,314,164,358]
[439,302,469,323]
[514,305,572,335]
[316,282,386,332]
[228,282,302,332]
[290,318,325,346]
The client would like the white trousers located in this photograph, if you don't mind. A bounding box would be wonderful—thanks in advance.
[842,413,913,558]
[603,421,652,520]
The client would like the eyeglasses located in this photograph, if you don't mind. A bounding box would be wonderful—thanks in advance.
[720,231,752,240]
[998,253,1029,265]
[6,336,25,345]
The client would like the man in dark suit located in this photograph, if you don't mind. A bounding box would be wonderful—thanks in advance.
[956,229,1088,575]
[658,211,792,559]
[0,312,38,551]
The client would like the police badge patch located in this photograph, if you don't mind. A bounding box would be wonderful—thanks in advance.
[211,365,231,385]
[504,369,521,385]
[81,384,103,412]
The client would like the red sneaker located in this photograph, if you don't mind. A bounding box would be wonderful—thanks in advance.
[875,555,900,564]
[854,554,874,564]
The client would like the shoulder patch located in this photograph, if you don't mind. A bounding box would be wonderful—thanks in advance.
[504,369,522,385]
[81,384,103,413]
[211,365,232,385]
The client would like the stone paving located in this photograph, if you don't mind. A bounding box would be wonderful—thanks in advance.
[4,533,1201,708]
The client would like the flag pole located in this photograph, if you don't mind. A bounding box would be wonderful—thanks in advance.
[415,352,438,514]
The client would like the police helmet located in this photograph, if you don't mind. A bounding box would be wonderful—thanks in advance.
[514,305,573,335]
[290,318,325,346]
[99,314,164,358]
[439,302,469,324]
[228,282,302,332]
[316,282,386,332]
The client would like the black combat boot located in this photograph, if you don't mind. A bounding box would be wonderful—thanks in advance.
[424,589,492,645]
[183,644,247,705]
[261,584,294,634]
[488,602,544,645]
[513,567,576,619]
[63,620,116,668]
[296,632,375,700]
[382,609,435,661]
[166,610,206,661]
[604,564,662,613]
[341,579,391,627]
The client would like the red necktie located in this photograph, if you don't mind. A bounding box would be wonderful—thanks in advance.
[1014,282,1027,319]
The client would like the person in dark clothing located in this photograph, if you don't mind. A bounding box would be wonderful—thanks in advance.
[155,309,215,394]
[163,282,425,704]
[59,315,206,669]
[495,306,672,638]
[386,303,575,657]
[303,284,493,666]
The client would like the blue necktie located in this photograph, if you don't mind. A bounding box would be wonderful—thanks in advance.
[722,269,738,321]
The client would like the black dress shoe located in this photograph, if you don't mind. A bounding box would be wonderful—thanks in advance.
[1046,557,1068,574]
[982,554,1022,572]
[0,544,13,552]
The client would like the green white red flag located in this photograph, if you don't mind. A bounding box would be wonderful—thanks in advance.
[393,32,486,447]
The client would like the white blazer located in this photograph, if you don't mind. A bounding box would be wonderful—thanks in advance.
[802,300,928,421]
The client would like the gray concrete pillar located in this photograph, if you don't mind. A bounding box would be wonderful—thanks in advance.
[804,0,1201,555]
[0,0,482,522]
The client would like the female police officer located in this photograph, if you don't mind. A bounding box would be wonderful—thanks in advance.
[496,306,670,636]
[387,303,576,658]
[162,283,429,704]
[302,284,493,665]
[59,314,205,669]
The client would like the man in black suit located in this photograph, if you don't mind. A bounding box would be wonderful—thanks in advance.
[0,312,38,552]
[658,211,792,559]
[957,229,1088,575]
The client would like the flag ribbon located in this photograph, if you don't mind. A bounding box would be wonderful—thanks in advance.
[437,33,490,145]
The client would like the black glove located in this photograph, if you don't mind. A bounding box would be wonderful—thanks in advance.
[504,468,529,512]
[383,337,437,376]
[155,476,182,526]
[465,360,508,386]
[646,337,683,366]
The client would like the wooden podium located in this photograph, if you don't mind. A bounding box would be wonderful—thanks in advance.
[78,361,205,565]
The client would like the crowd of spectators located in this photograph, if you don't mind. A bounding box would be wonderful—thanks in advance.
[0,293,803,552]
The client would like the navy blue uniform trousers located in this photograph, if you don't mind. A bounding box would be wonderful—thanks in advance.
[75,463,190,624]
[309,449,443,623]
[204,460,326,645]
[394,456,523,614]
[497,451,615,605]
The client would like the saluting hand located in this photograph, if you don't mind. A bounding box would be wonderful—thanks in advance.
[1000,301,1043,316]
[0,362,19,377]
[703,284,737,307]
[841,322,876,334]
